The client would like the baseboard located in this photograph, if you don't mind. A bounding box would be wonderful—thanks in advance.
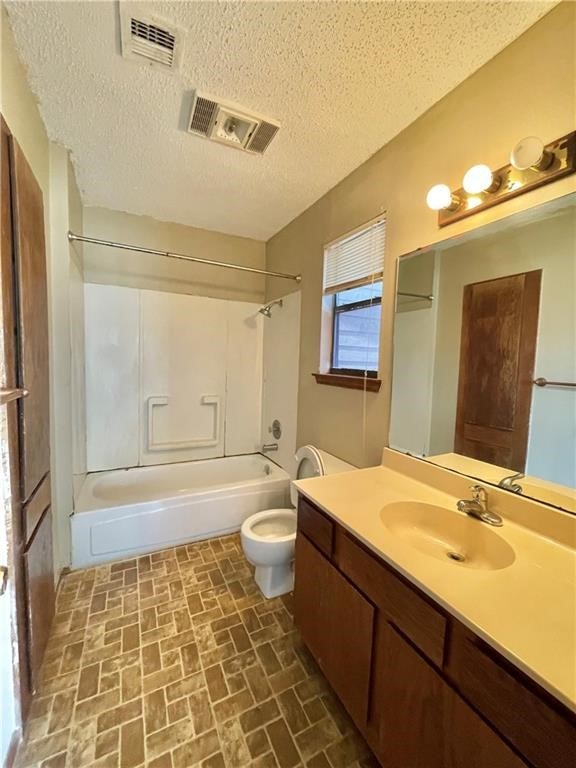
[3,729,21,768]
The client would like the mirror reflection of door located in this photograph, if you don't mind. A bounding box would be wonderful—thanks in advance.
[454,271,542,472]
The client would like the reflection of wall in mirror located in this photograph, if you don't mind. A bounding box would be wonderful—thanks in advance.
[389,252,438,456]
[428,208,575,487]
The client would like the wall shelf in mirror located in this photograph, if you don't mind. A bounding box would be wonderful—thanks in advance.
[389,193,576,514]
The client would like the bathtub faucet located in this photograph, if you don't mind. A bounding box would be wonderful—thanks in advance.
[262,443,279,453]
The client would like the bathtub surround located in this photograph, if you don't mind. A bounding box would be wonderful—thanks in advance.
[265,2,576,469]
[15,534,375,768]
[84,285,264,472]
[260,291,301,476]
[71,456,289,569]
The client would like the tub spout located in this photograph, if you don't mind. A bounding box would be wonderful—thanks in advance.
[262,443,279,453]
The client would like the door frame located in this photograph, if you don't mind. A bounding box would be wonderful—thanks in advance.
[1,114,32,752]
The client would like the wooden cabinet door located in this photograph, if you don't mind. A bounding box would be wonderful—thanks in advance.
[375,622,444,768]
[24,507,55,691]
[374,622,528,768]
[11,141,50,501]
[444,689,528,768]
[294,533,374,726]
[454,271,541,471]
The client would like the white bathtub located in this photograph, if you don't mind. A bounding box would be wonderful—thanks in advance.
[71,454,291,568]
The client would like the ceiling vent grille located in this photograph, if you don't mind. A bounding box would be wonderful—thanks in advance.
[187,92,280,155]
[189,96,218,136]
[120,4,183,71]
[246,121,280,155]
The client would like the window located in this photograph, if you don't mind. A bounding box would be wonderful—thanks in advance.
[322,218,385,378]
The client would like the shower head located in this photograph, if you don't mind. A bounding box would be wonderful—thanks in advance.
[258,299,283,317]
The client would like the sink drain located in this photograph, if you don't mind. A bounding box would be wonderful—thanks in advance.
[447,551,466,563]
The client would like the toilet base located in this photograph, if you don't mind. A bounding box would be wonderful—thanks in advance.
[254,561,294,599]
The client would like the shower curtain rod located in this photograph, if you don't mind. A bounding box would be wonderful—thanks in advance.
[67,232,302,283]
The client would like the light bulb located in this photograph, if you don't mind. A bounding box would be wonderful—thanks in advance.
[426,184,453,211]
[510,136,553,171]
[463,164,494,194]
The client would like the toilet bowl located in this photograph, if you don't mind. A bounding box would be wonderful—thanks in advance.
[240,445,355,598]
[241,508,297,598]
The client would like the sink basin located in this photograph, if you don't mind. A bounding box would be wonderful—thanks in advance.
[381,502,515,570]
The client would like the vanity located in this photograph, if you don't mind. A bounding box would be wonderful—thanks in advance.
[293,453,576,768]
[292,193,576,766]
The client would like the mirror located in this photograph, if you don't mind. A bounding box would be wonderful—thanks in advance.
[389,193,576,513]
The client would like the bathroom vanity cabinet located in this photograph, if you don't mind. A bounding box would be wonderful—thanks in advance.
[294,496,576,768]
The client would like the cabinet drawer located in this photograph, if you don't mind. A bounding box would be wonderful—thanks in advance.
[297,496,334,557]
[335,529,446,667]
[447,624,576,768]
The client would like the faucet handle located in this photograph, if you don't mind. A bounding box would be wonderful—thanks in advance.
[471,484,487,506]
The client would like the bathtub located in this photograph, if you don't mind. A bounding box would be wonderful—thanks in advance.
[71,454,291,568]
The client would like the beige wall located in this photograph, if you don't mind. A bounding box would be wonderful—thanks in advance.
[0,6,49,191]
[265,2,576,468]
[82,207,267,303]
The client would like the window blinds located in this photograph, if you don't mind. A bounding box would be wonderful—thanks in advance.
[323,218,385,295]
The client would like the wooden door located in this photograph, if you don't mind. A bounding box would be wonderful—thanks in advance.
[454,271,541,471]
[11,141,50,502]
[1,119,54,700]
[1,118,33,721]
[294,533,374,726]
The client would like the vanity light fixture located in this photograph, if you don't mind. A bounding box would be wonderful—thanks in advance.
[427,131,576,227]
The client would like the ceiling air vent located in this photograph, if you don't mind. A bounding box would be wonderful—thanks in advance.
[119,4,183,71]
[189,96,218,136]
[188,92,280,155]
[246,121,280,155]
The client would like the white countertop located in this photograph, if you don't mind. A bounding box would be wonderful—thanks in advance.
[295,464,576,712]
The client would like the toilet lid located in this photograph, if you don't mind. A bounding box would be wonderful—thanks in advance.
[295,445,325,479]
[290,445,324,506]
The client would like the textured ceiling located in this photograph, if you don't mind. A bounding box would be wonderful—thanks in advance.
[6,1,556,240]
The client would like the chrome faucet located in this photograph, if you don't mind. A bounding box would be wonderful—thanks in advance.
[262,443,279,453]
[457,485,503,527]
[498,472,524,494]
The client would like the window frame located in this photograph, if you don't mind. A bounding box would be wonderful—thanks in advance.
[329,287,382,378]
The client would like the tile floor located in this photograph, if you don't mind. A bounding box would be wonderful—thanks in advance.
[15,534,377,768]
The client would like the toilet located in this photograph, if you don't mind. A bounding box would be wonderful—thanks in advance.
[241,445,355,598]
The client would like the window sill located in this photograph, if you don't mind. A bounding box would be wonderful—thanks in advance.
[312,372,382,392]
